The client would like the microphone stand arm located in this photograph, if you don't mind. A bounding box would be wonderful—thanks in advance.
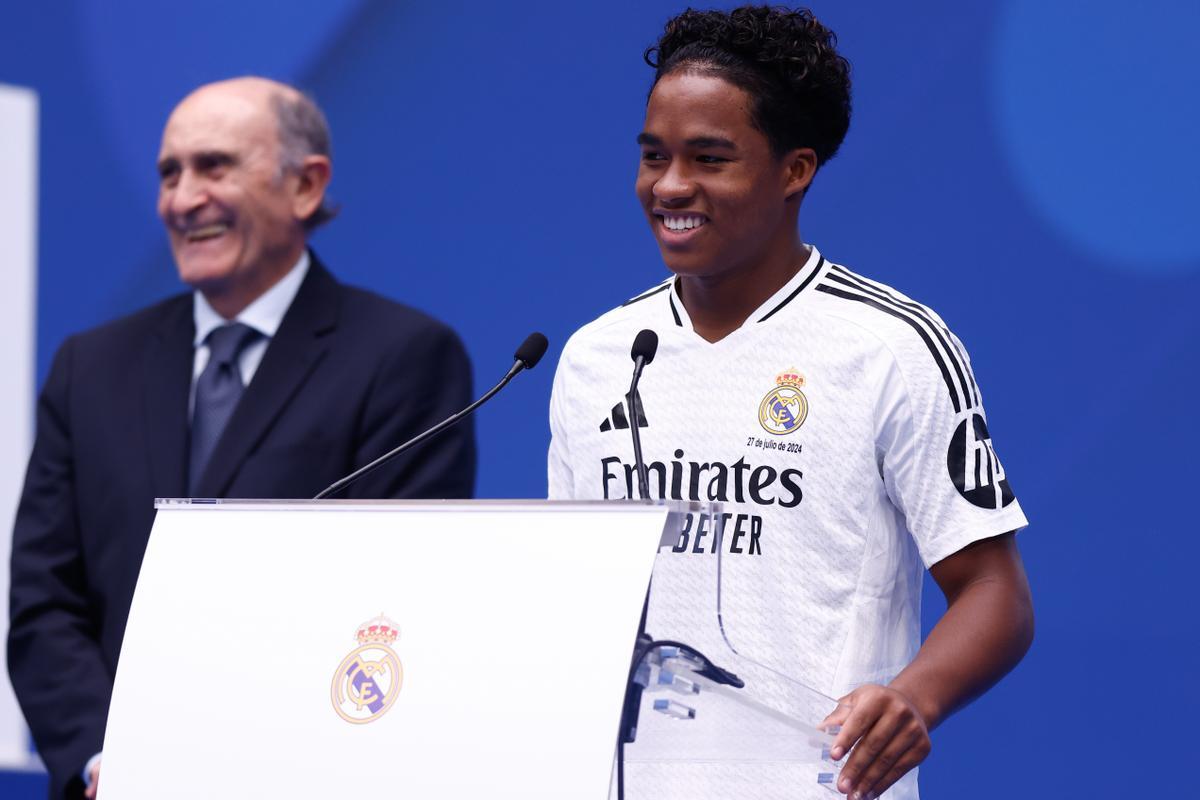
[628,356,650,500]
[313,360,525,500]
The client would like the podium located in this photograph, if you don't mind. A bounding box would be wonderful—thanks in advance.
[100,500,842,799]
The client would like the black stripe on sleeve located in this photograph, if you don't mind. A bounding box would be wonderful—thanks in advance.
[952,334,980,407]
[816,284,963,413]
[830,266,980,407]
[757,257,827,322]
[825,270,975,410]
[668,294,682,327]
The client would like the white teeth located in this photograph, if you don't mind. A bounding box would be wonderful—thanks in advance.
[662,215,705,231]
[187,223,228,241]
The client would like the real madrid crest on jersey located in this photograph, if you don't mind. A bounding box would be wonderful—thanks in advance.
[758,368,809,435]
[331,613,404,724]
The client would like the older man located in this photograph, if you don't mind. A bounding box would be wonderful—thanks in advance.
[8,77,476,799]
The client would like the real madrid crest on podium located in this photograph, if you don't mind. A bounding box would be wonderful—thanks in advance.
[331,613,404,724]
[759,368,809,435]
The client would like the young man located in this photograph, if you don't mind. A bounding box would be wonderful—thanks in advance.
[548,8,1033,799]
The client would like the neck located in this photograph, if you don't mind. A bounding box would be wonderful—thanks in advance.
[679,233,809,343]
[201,243,304,319]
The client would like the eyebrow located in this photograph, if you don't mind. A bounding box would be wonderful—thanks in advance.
[157,150,236,174]
[637,132,738,150]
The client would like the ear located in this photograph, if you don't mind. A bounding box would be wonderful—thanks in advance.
[291,154,333,221]
[782,147,819,200]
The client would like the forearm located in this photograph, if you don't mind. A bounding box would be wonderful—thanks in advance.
[891,555,1034,730]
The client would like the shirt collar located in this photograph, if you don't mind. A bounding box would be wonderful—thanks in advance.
[747,244,826,323]
[666,245,826,331]
[193,250,310,346]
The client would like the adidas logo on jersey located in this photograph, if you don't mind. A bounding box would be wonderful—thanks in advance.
[599,390,648,432]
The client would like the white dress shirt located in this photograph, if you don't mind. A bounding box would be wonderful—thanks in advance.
[189,250,310,417]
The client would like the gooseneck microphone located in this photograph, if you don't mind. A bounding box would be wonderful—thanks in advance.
[314,332,549,500]
[628,329,658,500]
[619,328,660,800]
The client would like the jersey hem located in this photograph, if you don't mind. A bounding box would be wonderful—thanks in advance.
[918,510,1029,568]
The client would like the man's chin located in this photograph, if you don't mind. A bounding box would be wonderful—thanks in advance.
[174,257,237,292]
[172,233,241,273]
[658,249,718,279]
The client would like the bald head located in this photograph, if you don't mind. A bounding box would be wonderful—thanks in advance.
[156,77,334,318]
[179,75,297,108]
[174,79,332,192]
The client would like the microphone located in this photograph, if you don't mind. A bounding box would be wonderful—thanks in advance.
[618,328,659,799]
[627,329,658,500]
[513,331,550,372]
[314,332,549,500]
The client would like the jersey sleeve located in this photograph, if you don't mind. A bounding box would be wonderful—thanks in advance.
[546,345,575,499]
[875,324,1028,567]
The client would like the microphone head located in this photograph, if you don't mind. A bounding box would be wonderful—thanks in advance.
[514,332,549,370]
[631,329,659,365]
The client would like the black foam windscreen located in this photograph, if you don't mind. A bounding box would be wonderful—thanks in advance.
[514,332,549,370]
[630,329,658,365]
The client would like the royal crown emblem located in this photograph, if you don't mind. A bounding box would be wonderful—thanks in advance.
[758,368,809,435]
[331,613,404,724]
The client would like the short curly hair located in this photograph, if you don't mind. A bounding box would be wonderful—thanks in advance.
[645,5,852,165]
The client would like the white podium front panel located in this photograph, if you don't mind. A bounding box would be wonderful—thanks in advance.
[102,500,678,799]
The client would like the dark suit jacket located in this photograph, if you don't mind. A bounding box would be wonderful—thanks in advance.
[7,256,476,798]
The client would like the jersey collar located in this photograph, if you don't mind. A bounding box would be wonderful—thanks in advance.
[666,245,828,331]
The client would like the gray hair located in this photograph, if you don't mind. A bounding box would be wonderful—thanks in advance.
[272,90,337,231]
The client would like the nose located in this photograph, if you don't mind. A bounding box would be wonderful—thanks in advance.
[165,168,210,219]
[653,160,695,205]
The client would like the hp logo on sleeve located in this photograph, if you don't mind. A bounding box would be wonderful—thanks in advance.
[947,413,1015,509]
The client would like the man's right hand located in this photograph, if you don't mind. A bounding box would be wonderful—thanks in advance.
[83,758,101,800]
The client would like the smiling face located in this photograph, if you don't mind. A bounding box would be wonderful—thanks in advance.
[636,71,813,285]
[157,80,308,313]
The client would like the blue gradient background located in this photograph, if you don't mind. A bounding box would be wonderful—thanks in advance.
[2,1,1197,797]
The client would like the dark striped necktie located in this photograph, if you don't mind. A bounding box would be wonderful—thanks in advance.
[188,322,261,495]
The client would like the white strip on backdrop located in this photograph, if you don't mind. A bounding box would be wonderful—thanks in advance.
[0,83,39,769]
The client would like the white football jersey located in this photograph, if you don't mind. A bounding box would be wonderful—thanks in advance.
[548,247,1027,799]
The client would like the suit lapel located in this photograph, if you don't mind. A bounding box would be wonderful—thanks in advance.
[144,296,195,500]
[194,257,340,497]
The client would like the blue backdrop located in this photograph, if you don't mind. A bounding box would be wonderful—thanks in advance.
[2,1,1197,797]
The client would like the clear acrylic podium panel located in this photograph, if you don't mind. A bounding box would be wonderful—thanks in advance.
[619,502,843,798]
